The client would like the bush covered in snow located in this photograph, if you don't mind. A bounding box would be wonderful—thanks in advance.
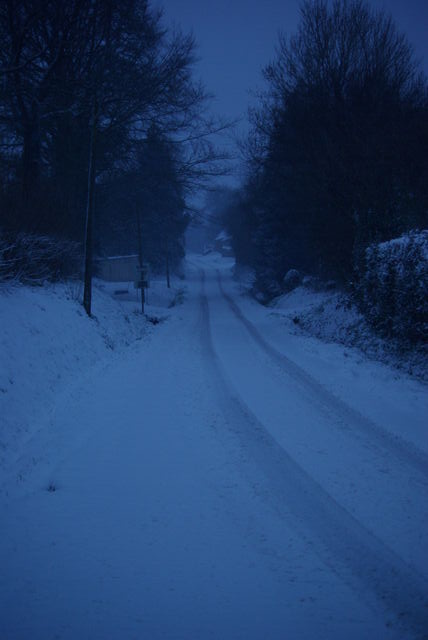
[358,231,428,344]
[253,267,283,303]
[0,231,81,285]
[283,269,301,292]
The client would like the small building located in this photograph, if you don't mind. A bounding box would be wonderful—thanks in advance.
[95,255,139,282]
[213,231,234,257]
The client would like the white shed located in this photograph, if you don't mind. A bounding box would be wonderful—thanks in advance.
[95,255,140,282]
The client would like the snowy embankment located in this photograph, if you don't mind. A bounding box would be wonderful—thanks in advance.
[217,255,428,454]
[235,264,427,382]
[0,277,180,473]
[274,286,427,380]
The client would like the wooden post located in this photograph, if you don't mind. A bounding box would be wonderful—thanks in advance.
[136,205,145,314]
[166,240,170,289]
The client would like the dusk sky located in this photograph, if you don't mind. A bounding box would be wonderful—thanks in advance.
[158,0,428,187]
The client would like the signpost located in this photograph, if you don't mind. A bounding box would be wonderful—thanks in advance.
[134,263,150,314]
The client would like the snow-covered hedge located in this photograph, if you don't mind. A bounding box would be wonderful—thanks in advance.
[0,231,81,285]
[358,230,428,343]
[253,267,283,302]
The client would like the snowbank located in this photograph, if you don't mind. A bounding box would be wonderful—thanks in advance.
[0,277,182,469]
[270,284,428,381]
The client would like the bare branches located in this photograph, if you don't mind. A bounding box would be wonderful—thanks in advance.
[237,0,428,287]
[0,0,232,282]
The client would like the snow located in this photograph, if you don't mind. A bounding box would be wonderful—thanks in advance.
[274,285,332,315]
[270,282,427,382]
[224,259,428,454]
[215,229,231,242]
[1,255,427,639]
[375,229,427,256]
[0,277,178,472]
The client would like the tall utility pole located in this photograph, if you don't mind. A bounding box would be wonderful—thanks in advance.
[136,204,145,314]
[83,100,97,317]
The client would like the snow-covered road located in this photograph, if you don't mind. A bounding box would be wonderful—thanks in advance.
[1,256,427,639]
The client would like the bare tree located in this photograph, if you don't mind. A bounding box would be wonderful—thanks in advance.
[0,1,232,313]
[239,0,427,285]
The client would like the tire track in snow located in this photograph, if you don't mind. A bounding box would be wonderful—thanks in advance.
[199,269,428,640]
[216,270,428,479]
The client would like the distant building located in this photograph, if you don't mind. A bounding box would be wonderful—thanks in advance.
[213,231,234,257]
[95,255,139,282]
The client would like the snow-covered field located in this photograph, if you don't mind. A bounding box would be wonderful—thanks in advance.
[0,255,427,639]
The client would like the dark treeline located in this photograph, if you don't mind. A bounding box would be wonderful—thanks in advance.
[0,0,227,284]
[225,0,427,302]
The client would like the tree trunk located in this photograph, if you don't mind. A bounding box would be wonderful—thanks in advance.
[22,102,41,224]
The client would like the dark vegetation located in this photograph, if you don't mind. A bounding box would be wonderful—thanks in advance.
[223,0,427,344]
[358,231,427,343]
[0,0,426,343]
[0,0,227,290]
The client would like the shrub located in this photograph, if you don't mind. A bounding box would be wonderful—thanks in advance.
[358,231,427,343]
[0,230,81,285]
[283,269,301,292]
[253,267,283,303]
